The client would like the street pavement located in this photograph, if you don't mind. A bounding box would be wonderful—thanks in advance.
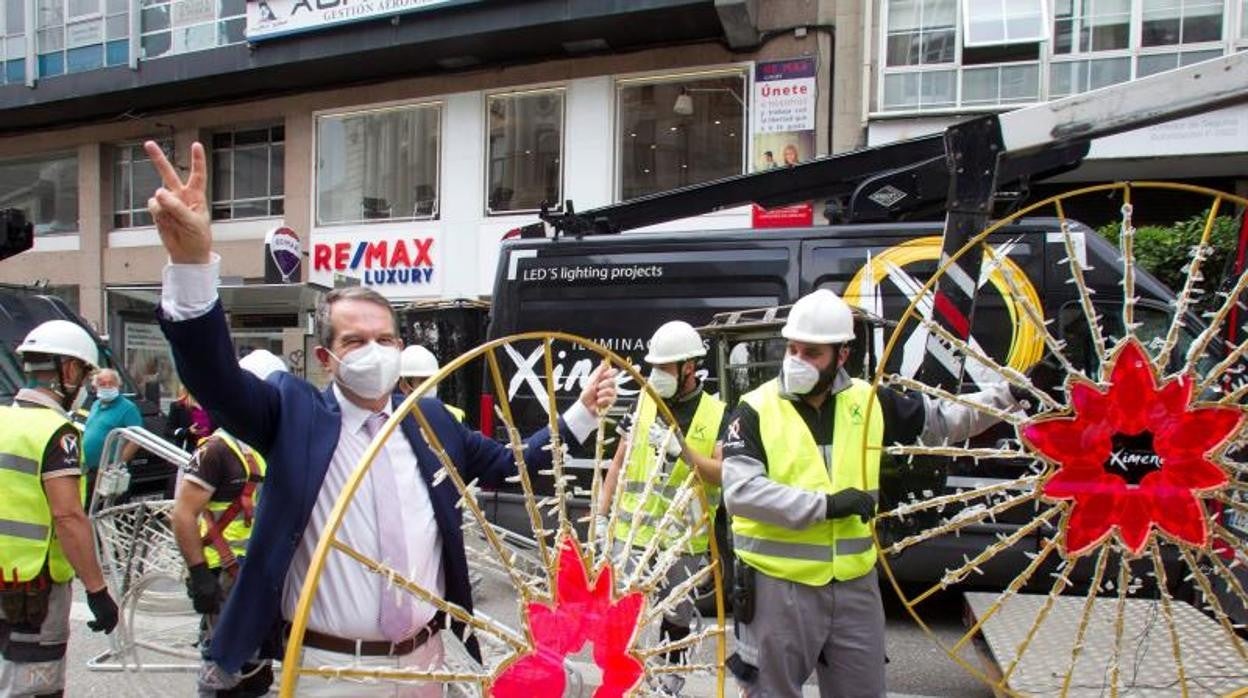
[61,579,993,697]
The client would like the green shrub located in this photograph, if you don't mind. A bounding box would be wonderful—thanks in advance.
[1096,211,1241,303]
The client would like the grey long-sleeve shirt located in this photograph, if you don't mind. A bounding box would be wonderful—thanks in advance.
[721,370,1018,530]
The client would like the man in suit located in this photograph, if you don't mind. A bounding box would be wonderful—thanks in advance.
[143,141,618,696]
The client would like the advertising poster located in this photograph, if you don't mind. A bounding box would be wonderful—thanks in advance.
[124,322,178,411]
[752,57,818,228]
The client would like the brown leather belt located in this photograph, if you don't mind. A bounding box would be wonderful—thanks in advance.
[296,617,442,657]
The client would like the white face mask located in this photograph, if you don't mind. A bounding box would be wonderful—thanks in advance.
[781,355,820,395]
[647,367,678,399]
[97,387,120,402]
[330,342,402,401]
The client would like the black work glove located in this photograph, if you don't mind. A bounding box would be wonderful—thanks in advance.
[826,489,876,523]
[187,562,221,615]
[615,412,635,441]
[86,587,119,634]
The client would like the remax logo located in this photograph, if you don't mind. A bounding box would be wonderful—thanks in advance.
[311,237,434,285]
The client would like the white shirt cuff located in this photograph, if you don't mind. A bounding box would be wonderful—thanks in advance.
[561,400,598,444]
[161,253,221,321]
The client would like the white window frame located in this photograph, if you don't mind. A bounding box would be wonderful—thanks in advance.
[876,0,1237,115]
[112,139,172,230]
[612,66,750,203]
[209,123,285,222]
[312,98,444,228]
[483,85,567,217]
[962,0,1051,47]
[138,0,246,61]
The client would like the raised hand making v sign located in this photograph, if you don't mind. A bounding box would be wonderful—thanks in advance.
[144,140,212,265]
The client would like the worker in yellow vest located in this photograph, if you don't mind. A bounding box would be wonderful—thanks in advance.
[1,320,119,696]
[399,344,465,421]
[171,350,284,697]
[598,320,727,697]
[722,289,1024,698]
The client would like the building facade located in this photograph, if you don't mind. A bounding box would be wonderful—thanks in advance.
[0,0,1245,402]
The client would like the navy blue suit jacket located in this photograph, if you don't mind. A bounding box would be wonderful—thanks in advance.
[160,302,568,673]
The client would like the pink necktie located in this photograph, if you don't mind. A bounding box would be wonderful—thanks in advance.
[364,412,414,642]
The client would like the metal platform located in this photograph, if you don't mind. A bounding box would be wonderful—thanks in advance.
[964,591,1246,696]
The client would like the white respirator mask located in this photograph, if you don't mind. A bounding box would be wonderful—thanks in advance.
[647,367,679,399]
[330,342,402,401]
[780,355,821,396]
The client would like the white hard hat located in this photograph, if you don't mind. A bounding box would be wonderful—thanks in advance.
[782,289,856,344]
[16,320,100,368]
[401,345,440,378]
[239,349,287,380]
[644,321,706,364]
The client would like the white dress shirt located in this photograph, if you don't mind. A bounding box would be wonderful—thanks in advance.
[161,255,599,641]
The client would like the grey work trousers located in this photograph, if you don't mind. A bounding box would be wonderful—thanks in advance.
[0,582,71,697]
[733,568,885,698]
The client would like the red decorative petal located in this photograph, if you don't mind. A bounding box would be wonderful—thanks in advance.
[1069,381,1108,421]
[1024,418,1111,472]
[1151,489,1210,548]
[1106,340,1157,434]
[1153,457,1228,491]
[1064,492,1118,556]
[1115,493,1154,555]
[1154,375,1193,420]
[1156,408,1245,462]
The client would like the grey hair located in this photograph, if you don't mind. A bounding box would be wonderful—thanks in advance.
[315,287,397,348]
[92,368,121,386]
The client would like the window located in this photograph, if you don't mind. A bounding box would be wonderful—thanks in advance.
[113,140,171,229]
[617,72,746,201]
[210,125,284,220]
[887,0,957,66]
[140,0,245,60]
[0,153,79,235]
[2,0,27,84]
[486,89,563,214]
[1053,0,1131,53]
[1141,0,1223,46]
[316,103,441,226]
[963,0,1048,46]
[1242,0,1248,40]
[35,0,128,77]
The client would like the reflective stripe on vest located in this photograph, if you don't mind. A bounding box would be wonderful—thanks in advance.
[615,391,725,554]
[446,405,466,423]
[199,432,266,570]
[731,378,883,586]
[0,405,83,584]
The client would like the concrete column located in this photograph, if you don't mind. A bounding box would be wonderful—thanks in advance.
[830,0,869,154]
[441,91,485,299]
[564,77,614,208]
[77,143,105,328]
[285,110,314,281]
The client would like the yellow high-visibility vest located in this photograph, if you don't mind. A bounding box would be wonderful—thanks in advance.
[198,432,266,570]
[0,405,84,584]
[732,378,883,585]
[615,391,725,554]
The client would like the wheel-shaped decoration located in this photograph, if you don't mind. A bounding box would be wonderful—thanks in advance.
[865,183,1248,696]
[280,332,727,696]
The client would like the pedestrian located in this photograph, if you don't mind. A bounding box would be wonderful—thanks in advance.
[598,320,727,697]
[168,388,213,452]
[0,320,119,696]
[170,350,286,698]
[398,345,465,422]
[142,140,618,696]
[83,368,143,503]
[722,289,1023,698]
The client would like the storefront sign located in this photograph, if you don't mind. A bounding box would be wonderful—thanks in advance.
[265,226,302,283]
[751,57,817,228]
[246,0,465,41]
[310,230,439,299]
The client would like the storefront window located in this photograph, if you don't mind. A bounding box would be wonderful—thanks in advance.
[486,89,563,214]
[113,140,171,229]
[211,124,285,220]
[140,0,245,60]
[35,0,128,77]
[0,152,79,235]
[316,103,441,225]
[616,72,746,201]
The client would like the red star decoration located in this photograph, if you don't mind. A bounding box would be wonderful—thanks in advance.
[1021,339,1244,557]
[491,535,645,698]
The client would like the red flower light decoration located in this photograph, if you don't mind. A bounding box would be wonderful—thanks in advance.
[1021,339,1244,557]
[491,535,645,698]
